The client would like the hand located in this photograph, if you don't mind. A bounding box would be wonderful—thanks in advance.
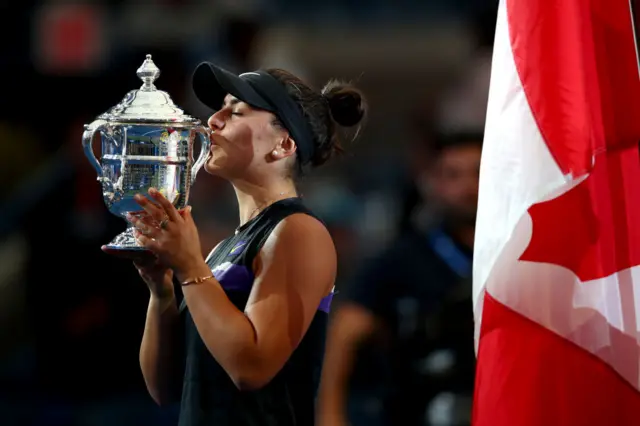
[133,255,174,300]
[127,188,204,274]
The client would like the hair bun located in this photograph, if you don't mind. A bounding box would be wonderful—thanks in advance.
[321,80,367,127]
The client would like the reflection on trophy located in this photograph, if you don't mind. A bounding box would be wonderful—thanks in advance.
[82,54,211,255]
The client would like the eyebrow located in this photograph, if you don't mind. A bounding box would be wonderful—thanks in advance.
[221,98,241,109]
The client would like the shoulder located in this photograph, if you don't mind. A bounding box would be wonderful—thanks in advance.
[274,212,330,238]
[251,213,336,300]
[253,213,336,290]
[263,213,335,261]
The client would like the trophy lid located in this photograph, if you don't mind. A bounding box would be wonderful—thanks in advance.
[97,54,199,124]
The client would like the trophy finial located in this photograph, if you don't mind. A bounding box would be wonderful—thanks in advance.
[137,54,161,91]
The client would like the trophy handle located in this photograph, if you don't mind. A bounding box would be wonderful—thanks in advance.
[82,119,108,178]
[192,126,212,184]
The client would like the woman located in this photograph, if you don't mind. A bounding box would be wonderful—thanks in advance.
[116,63,367,426]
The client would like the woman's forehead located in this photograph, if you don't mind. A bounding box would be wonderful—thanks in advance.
[223,94,243,107]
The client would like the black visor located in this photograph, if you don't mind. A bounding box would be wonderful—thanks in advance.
[192,62,315,165]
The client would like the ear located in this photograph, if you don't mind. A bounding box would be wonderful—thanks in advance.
[271,134,298,161]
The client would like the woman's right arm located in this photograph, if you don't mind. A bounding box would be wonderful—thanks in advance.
[137,231,222,405]
[140,290,182,406]
[134,255,183,406]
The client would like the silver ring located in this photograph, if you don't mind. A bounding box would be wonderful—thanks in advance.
[159,218,169,230]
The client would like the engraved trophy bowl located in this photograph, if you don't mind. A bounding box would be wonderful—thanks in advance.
[82,54,211,257]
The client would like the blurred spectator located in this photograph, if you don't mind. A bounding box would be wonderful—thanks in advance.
[317,132,482,426]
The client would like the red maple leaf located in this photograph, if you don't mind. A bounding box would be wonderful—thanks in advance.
[520,147,640,282]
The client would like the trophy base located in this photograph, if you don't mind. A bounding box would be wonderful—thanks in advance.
[101,228,155,260]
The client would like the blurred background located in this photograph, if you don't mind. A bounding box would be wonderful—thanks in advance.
[0,0,496,425]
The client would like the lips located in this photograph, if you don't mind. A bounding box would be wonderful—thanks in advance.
[210,132,223,146]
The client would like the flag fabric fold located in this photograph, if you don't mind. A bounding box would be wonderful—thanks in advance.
[473,0,640,424]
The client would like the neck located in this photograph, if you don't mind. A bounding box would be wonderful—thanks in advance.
[232,177,298,226]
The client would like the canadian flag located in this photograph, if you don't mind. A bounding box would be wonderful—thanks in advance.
[472,0,640,425]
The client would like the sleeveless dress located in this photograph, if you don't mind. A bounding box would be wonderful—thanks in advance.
[178,198,334,426]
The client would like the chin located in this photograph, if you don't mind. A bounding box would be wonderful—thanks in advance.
[204,158,235,181]
[204,161,223,175]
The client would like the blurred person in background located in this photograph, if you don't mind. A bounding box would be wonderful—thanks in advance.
[124,62,367,426]
[317,132,482,426]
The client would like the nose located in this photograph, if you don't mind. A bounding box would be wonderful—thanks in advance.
[208,112,225,131]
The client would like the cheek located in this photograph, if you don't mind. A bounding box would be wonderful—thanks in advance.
[207,125,257,171]
[226,124,256,153]
[438,180,466,202]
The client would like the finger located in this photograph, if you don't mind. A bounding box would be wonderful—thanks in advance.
[133,250,161,268]
[127,214,155,236]
[148,188,182,223]
[134,193,165,222]
[133,258,158,271]
[182,205,195,226]
[134,211,160,227]
[127,214,161,238]
[133,259,149,269]
[135,231,161,253]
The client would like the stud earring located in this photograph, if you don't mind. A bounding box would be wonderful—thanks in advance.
[272,150,278,156]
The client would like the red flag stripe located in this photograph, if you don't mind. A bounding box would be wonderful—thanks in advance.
[473,292,640,426]
[507,0,640,178]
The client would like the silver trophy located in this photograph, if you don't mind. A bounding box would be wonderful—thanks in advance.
[82,54,211,255]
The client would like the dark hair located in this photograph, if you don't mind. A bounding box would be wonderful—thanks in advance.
[265,68,368,169]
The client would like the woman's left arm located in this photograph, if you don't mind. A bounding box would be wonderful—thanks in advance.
[130,189,336,390]
[183,213,335,390]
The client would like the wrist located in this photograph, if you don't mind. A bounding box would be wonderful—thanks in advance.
[151,284,175,300]
[174,258,211,284]
[151,278,175,297]
[150,291,176,313]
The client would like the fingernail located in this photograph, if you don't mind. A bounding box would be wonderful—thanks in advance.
[149,188,157,195]
[134,194,143,201]
[188,205,192,212]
